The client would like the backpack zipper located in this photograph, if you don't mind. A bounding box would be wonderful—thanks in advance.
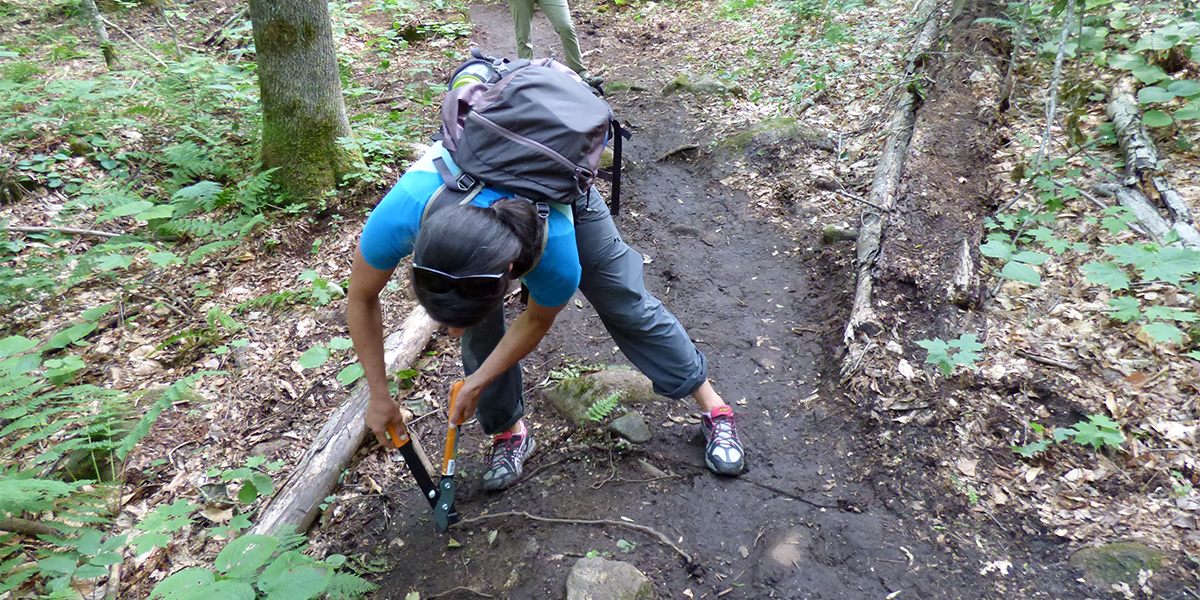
[467,112,591,181]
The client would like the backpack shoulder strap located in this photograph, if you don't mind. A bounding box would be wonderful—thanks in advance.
[432,155,477,191]
[596,119,633,216]
[420,180,485,227]
[515,201,551,278]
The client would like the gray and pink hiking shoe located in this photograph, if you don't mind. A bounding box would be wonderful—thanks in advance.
[701,406,744,476]
[482,427,535,491]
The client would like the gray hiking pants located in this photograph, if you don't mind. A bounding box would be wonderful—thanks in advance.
[462,187,708,434]
[507,0,586,76]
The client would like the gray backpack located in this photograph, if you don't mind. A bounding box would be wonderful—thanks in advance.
[434,50,630,215]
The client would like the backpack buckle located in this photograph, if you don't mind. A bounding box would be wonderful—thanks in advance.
[454,172,476,191]
[536,202,550,219]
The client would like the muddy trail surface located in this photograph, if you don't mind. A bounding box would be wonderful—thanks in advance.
[362,4,1088,599]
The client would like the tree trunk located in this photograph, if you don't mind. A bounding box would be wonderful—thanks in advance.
[79,0,119,70]
[249,0,359,204]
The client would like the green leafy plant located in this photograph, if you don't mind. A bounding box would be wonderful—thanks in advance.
[914,334,984,376]
[148,536,374,600]
[298,338,363,387]
[1170,470,1194,498]
[207,456,285,506]
[299,270,346,306]
[583,393,621,423]
[1053,414,1125,450]
[1012,415,1125,456]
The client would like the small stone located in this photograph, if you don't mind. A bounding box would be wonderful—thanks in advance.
[566,557,652,600]
[250,438,290,457]
[1069,542,1172,588]
[133,360,162,376]
[608,412,652,443]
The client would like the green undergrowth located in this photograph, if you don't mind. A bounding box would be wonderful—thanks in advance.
[944,0,1200,472]
[0,0,441,596]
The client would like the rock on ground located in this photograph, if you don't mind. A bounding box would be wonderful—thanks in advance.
[545,369,661,425]
[1068,542,1172,588]
[607,411,652,443]
[566,557,653,600]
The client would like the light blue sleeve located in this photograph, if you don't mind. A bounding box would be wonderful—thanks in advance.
[358,177,429,271]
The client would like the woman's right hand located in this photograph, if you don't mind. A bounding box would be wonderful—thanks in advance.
[365,394,406,448]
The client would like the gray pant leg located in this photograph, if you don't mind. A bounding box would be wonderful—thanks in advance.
[573,188,708,399]
[461,303,524,435]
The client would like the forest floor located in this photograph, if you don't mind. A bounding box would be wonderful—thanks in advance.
[1,0,1198,598]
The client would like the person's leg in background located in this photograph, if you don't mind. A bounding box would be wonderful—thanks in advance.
[508,0,536,60]
[536,0,587,77]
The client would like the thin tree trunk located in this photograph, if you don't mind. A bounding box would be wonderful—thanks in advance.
[249,0,360,204]
[79,0,119,70]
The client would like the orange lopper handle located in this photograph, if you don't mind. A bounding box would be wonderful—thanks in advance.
[387,424,409,448]
[441,381,464,475]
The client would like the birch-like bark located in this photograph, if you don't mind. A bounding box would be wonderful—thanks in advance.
[79,0,119,70]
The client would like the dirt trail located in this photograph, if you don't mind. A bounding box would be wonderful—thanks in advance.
[365,4,1090,599]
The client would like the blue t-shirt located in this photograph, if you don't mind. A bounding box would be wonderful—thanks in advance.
[359,143,581,308]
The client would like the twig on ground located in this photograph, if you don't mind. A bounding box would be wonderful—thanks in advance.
[205,7,248,46]
[1035,4,1073,169]
[998,5,1074,215]
[517,450,583,485]
[1135,366,1170,389]
[736,478,844,511]
[458,511,694,566]
[1049,178,1107,211]
[426,586,494,600]
[99,16,170,68]
[130,291,189,319]
[0,517,57,536]
[158,0,182,58]
[595,474,680,488]
[2,225,121,238]
[1015,349,1078,372]
[831,187,886,212]
[590,447,617,489]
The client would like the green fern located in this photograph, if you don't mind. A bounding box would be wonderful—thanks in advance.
[162,141,217,185]
[0,474,83,517]
[583,393,621,423]
[187,239,239,264]
[234,290,301,313]
[325,572,378,599]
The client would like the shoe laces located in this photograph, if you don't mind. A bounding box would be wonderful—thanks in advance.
[488,432,523,465]
[709,412,739,446]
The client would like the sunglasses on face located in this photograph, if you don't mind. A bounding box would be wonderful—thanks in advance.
[411,265,507,299]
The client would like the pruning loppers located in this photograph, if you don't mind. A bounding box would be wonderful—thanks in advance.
[387,380,463,531]
[434,380,464,530]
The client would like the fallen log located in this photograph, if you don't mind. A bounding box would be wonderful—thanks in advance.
[842,0,944,361]
[249,307,439,537]
[1106,78,1199,247]
[1093,184,1200,247]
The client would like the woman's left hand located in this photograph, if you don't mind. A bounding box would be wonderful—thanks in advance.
[449,376,485,426]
